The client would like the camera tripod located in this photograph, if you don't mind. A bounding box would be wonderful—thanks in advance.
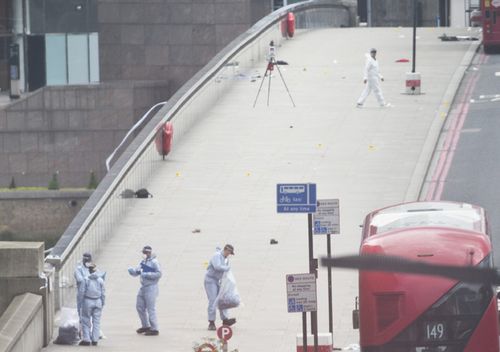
[253,57,296,108]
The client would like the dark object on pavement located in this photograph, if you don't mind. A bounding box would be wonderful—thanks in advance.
[120,189,136,198]
[135,188,153,198]
[439,33,479,41]
[270,239,278,244]
[53,325,79,345]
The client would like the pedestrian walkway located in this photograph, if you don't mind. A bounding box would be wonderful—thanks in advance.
[43,26,479,352]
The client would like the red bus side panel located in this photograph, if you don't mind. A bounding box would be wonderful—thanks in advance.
[464,298,500,352]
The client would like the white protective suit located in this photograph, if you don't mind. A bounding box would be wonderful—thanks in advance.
[357,53,386,107]
[79,272,105,344]
[128,254,162,332]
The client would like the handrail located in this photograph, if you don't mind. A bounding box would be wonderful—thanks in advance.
[105,101,167,171]
[45,0,356,307]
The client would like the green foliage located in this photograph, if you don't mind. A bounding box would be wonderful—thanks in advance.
[88,171,98,189]
[48,173,60,190]
[8,177,16,189]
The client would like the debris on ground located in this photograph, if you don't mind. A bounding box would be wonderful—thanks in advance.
[439,33,479,41]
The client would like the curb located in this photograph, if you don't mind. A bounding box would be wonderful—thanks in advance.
[403,40,481,202]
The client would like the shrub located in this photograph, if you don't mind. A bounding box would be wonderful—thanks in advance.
[48,173,60,190]
[88,171,98,189]
[8,177,16,189]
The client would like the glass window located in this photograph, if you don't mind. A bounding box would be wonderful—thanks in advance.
[67,34,89,84]
[89,33,99,83]
[45,34,67,85]
[370,202,484,235]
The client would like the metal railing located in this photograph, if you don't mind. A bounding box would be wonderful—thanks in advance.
[45,0,356,309]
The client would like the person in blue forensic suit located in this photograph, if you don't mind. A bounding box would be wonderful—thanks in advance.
[128,245,162,336]
[78,263,105,346]
[74,252,92,321]
[204,244,236,331]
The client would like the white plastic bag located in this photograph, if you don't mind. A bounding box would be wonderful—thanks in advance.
[216,270,241,310]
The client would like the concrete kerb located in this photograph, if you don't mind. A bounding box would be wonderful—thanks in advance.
[403,40,481,202]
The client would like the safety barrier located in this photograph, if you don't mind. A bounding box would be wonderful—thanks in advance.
[0,294,44,352]
[45,0,356,310]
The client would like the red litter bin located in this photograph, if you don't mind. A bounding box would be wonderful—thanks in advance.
[296,333,333,352]
[287,12,295,38]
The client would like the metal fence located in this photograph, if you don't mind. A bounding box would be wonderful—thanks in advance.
[45,0,356,309]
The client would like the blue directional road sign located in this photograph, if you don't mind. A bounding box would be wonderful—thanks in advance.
[277,183,317,213]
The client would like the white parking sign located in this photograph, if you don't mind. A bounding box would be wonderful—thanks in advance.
[286,273,317,313]
[313,199,340,235]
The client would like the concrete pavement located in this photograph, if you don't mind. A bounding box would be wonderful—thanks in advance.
[43,26,480,351]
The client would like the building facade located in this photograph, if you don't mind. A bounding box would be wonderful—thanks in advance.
[357,0,479,27]
[2,0,272,96]
[0,0,272,188]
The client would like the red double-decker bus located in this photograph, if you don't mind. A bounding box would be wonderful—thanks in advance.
[358,201,499,352]
[482,0,500,52]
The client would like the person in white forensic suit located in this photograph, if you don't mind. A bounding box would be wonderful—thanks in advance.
[356,48,388,108]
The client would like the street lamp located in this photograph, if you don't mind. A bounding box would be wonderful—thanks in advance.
[405,0,421,94]
[412,0,417,73]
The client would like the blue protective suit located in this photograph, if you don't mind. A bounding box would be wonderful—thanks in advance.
[74,262,90,319]
[204,249,230,321]
[128,254,162,331]
[79,273,105,343]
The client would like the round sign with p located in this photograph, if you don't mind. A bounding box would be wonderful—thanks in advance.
[217,325,233,341]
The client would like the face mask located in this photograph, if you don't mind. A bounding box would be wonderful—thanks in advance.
[84,262,91,268]
[142,254,148,260]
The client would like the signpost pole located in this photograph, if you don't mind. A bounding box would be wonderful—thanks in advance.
[278,184,318,352]
[308,213,319,352]
[302,312,307,351]
[313,199,340,342]
[327,233,333,334]
[412,0,417,73]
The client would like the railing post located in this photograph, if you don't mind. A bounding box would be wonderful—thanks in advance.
[45,257,62,311]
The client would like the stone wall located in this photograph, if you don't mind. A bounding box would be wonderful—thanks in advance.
[0,191,92,248]
[98,0,272,92]
[0,81,169,187]
[0,242,54,348]
[371,0,439,27]
[0,293,44,352]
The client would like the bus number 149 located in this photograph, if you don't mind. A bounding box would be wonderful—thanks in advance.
[425,322,445,341]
